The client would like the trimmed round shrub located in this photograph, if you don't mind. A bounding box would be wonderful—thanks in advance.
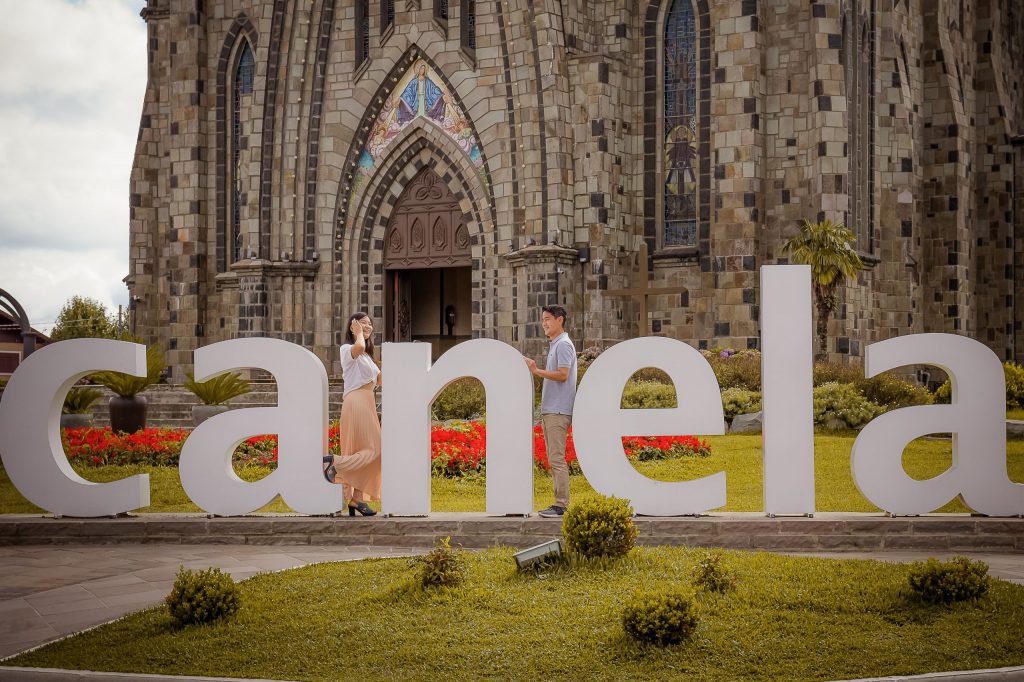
[721,388,762,422]
[432,378,486,420]
[907,556,990,605]
[414,536,466,588]
[166,566,240,628]
[562,495,638,559]
[812,382,885,429]
[621,380,678,409]
[622,589,699,646]
[691,550,737,593]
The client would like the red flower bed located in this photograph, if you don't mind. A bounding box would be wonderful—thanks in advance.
[61,422,711,476]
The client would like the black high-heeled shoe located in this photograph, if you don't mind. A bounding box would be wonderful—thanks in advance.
[322,455,338,484]
[348,501,377,516]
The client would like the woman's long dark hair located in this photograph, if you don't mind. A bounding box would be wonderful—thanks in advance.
[344,311,374,359]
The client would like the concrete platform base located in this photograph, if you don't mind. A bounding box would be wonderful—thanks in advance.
[1,513,1022,552]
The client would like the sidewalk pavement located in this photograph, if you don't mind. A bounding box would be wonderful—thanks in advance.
[0,545,1020,676]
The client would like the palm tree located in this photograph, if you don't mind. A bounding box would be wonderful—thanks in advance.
[781,219,864,360]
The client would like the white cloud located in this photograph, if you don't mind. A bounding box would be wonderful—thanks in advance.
[0,0,147,331]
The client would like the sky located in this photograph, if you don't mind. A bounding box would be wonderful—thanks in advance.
[0,0,148,334]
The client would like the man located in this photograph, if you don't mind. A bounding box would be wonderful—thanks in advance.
[523,305,578,518]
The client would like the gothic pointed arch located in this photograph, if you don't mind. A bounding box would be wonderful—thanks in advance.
[645,0,711,252]
[333,122,496,335]
[334,46,493,232]
[215,13,258,272]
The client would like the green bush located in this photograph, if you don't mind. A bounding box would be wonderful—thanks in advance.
[165,566,240,628]
[621,380,678,408]
[432,377,486,420]
[813,362,863,387]
[721,388,762,422]
[691,550,737,594]
[562,495,638,559]
[622,589,699,646]
[630,367,673,384]
[934,361,1024,410]
[859,373,933,409]
[813,382,885,429]
[184,371,250,406]
[63,387,103,414]
[702,350,761,391]
[907,556,989,605]
[1005,362,1024,408]
[413,536,466,588]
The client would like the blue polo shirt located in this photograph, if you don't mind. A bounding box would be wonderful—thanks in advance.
[540,332,577,416]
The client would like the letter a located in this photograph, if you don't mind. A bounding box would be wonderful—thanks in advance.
[179,338,343,516]
[851,334,1024,516]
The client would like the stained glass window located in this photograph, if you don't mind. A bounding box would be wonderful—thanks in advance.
[462,0,476,52]
[356,0,369,65]
[382,0,395,33]
[436,0,449,21]
[231,42,254,263]
[663,0,698,247]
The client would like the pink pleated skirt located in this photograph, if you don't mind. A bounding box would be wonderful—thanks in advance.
[335,382,382,501]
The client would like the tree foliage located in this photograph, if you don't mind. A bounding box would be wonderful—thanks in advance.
[781,219,863,359]
[49,296,119,341]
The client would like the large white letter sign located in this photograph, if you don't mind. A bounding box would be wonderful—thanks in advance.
[381,339,534,516]
[761,265,815,515]
[0,339,150,516]
[179,338,342,516]
[572,337,726,515]
[851,334,1024,516]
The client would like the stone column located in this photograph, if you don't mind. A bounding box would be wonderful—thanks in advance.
[164,0,209,380]
[709,0,762,350]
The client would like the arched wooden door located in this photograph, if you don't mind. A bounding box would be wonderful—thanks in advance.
[384,169,472,357]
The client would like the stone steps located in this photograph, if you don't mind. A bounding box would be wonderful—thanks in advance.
[72,382,347,429]
[0,514,1020,552]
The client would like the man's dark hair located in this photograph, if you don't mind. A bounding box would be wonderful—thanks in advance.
[542,305,568,326]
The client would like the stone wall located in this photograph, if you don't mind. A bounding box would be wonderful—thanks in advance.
[128,0,1024,378]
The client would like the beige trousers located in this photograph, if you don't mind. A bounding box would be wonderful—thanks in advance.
[542,413,572,509]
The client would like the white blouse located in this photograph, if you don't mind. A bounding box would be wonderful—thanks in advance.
[340,344,380,397]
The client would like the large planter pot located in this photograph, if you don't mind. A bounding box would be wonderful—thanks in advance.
[109,395,147,434]
[192,404,229,427]
[60,413,94,429]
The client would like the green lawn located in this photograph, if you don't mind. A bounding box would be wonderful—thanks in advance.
[2,434,1022,514]
[6,547,1024,680]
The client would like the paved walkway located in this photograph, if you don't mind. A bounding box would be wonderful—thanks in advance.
[0,546,1020,677]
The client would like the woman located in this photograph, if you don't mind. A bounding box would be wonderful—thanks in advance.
[322,312,382,516]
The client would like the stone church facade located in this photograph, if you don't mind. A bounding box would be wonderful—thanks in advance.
[127,0,1024,379]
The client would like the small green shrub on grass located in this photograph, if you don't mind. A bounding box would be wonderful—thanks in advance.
[562,495,637,559]
[413,536,466,588]
[813,382,885,429]
[621,380,677,408]
[691,550,737,593]
[721,388,762,422]
[432,378,486,420]
[907,556,990,605]
[622,589,699,646]
[165,566,240,628]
